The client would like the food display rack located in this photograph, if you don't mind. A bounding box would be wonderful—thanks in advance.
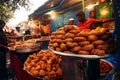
[49,48,113,80]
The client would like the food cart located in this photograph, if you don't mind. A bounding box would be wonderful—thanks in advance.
[8,0,120,80]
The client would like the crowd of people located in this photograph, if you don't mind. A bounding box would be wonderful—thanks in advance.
[76,11,114,29]
[67,10,114,30]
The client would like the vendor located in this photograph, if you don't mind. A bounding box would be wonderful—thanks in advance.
[10,29,16,36]
[69,18,78,28]
[89,10,97,29]
[24,29,31,35]
[14,27,23,36]
[89,10,96,19]
[69,18,75,25]
[76,11,114,29]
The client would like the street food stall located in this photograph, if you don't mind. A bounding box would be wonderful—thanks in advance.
[8,0,120,80]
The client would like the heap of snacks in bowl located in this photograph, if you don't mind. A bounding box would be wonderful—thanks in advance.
[24,50,62,80]
[8,39,36,50]
[49,25,116,56]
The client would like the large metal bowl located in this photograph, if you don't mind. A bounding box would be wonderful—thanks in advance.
[15,44,40,53]
[49,47,112,59]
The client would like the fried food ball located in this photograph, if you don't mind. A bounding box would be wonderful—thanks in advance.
[52,66,57,71]
[33,58,40,63]
[50,35,56,39]
[30,67,39,77]
[48,71,57,78]
[41,56,48,61]
[30,61,37,67]
[50,39,57,43]
[91,49,98,55]
[66,42,73,47]
[24,63,32,71]
[52,42,59,48]
[88,30,101,35]
[97,49,105,56]
[78,50,90,55]
[46,64,52,72]
[71,46,81,52]
[55,64,60,69]
[41,63,46,70]
[79,41,90,46]
[69,29,79,34]
[60,43,67,50]
[98,27,107,34]
[29,53,38,59]
[96,44,108,50]
[64,25,75,31]
[47,59,53,64]
[74,37,86,42]
[73,42,78,46]
[76,29,90,37]
[56,68,62,76]
[65,38,73,42]
[56,35,65,39]
[57,30,66,35]
[82,44,94,51]
[92,40,104,45]
[56,47,62,52]
[38,61,45,65]
[37,53,43,58]
[66,42,76,47]
[91,49,105,56]
[25,57,31,63]
[49,43,53,47]
[39,70,46,77]
[87,35,98,41]
[56,39,65,43]
[34,65,41,71]
[65,33,75,38]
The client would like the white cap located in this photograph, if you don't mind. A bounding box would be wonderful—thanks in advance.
[69,18,74,21]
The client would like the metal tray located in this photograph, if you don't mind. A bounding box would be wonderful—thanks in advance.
[15,44,40,53]
[49,47,112,59]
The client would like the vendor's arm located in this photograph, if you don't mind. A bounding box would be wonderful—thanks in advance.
[94,18,114,23]
[102,18,114,22]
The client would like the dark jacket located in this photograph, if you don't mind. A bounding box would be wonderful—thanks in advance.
[0,29,8,51]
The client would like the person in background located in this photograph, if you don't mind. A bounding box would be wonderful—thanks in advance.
[0,20,8,80]
[76,11,114,29]
[89,10,97,29]
[10,29,16,36]
[69,18,78,28]
[14,27,23,36]
[89,10,96,18]
[42,23,50,36]
[69,18,75,25]
[24,29,31,35]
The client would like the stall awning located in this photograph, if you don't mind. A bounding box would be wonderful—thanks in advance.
[29,0,64,19]
[29,0,97,20]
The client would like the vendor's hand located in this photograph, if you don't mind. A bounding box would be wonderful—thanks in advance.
[102,19,105,22]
